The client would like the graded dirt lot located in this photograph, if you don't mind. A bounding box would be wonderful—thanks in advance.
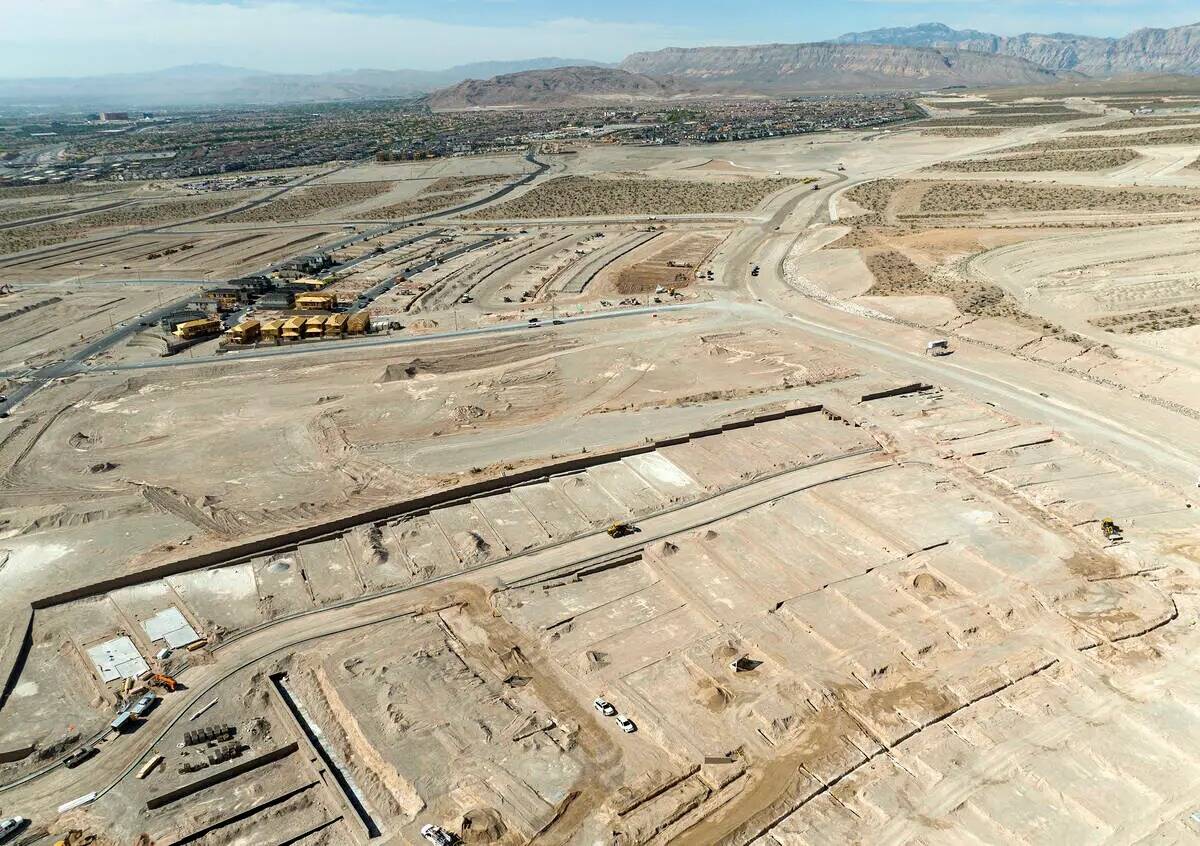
[2,87,1200,846]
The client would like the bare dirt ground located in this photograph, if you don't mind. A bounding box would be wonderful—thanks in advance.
[3,88,1200,846]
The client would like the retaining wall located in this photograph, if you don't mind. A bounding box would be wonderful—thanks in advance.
[145,741,299,810]
[32,402,824,609]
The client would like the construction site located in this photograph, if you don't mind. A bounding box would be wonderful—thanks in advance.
[1,86,1200,846]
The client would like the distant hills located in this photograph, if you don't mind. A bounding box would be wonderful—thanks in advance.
[0,58,608,110]
[835,21,1200,76]
[428,67,680,110]
[617,43,1067,93]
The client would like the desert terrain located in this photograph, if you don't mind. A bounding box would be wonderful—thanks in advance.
[1,86,1199,846]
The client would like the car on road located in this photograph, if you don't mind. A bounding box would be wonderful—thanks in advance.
[593,697,617,717]
[552,319,565,325]
[420,823,456,846]
[130,692,158,718]
[0,817,25,843]
[64,746,97,769]
[615,715,637,733]
[528,317,540,325]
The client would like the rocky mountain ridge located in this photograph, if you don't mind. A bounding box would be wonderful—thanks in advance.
[835,21,1200,76]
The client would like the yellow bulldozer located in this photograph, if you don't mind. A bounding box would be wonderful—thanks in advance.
[1101,518,1123,542]
[606,522,636,539]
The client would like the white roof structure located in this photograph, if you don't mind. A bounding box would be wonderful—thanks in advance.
[142,607,201,649]
[86,636,148,683]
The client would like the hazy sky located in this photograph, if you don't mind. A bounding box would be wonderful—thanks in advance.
[3,0,1199,77]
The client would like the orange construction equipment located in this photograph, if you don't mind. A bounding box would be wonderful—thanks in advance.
[148,673,178,692]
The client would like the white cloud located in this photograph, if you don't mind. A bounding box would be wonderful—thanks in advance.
[0,0,690,76]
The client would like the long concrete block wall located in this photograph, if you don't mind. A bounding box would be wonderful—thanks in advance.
[165,780,321,846]
[146,741,299,810]
[30,403,825,610]
[0,608,33,716]
[0,404,831,712]
[859,382,932,403]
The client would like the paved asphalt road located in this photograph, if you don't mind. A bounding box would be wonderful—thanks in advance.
[98,302,703,373]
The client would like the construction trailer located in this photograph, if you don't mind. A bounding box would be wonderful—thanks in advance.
[304,315,328,338]
[324,312,349,337]
[346,309,371,336]
[259,318,285,341]
[228,319,260,344]
[281,315,307,341]
[172,317,221,341]
[295,292,337,311]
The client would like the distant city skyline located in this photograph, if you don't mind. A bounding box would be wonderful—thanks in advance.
[3,0,1199,78]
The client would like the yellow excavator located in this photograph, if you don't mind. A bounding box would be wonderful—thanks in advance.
[606,522,636,539]
[1101,518,1123,542]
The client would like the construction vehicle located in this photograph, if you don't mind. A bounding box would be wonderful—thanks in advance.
[63,746,97,769]
[1101,518,1124,542]
[606,522,636,539]
[925,339,951,356]
[421,824,456,846]
[0,817,25,844]
[148,673,178,692]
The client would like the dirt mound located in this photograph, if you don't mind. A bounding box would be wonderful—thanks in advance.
[453,530,493,563]
[460,807,507,843]
[451,405,486,424]
[580,649,610,673]
[68,432,98,450]
[365,525,389,566]
[911,572,951,596]
[379,362,421,383]
[699,681,734,712]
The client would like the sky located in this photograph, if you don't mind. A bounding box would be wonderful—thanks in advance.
[2,0,1199,77]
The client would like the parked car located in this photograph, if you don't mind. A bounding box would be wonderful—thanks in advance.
[64,746,96,769]
[593,698,616,717]
[130,692,158,718]
[0,817,25,843]
[615,715,637,733]
[420,823,456,846]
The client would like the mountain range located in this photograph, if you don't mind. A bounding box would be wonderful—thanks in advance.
[3,20,1200,111]
[617,43,1066,93]
[834,21,1200,77]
